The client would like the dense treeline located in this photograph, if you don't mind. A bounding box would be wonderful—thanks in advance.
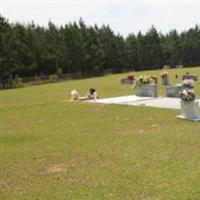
[1,15,200,80]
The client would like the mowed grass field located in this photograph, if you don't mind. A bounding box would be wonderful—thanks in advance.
[1,67,200,200]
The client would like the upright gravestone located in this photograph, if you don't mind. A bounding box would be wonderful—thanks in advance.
[165,85,183,98]
[135,83,157,97]
[178,100,200,121]
[133,75,157,97]
[177,79,200,121]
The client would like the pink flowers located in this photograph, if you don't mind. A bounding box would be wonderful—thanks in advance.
[180,79,195,101]
[182,79,194,88]
[160,70,168,78]
[180,88,195,101]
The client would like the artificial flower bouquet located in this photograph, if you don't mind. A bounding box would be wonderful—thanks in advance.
[133,75,157,89]
[135,75,156,85]
[121,74,135,84]
[181,79,194,88]
[160,70,168,78]
[180,88,195,101]
[127,74,134,81]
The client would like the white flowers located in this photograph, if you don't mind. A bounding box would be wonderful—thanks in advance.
[180,88,195,101]
[70,89,80,100]
[182,79,194,88]
[180,79,195,101]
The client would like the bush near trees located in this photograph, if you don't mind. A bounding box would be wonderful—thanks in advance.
[0,15,200,87]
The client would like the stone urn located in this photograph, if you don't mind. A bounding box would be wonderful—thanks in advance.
[177,100,200,121]
[135,83,157,97]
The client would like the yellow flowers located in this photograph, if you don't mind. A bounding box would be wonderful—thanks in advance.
[133,75,157,88]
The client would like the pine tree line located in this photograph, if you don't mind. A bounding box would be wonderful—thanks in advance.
[1,16,200,80]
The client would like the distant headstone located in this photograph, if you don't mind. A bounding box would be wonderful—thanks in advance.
[135,84,157,97]
[176,65,183,68]
[166,85,183,98]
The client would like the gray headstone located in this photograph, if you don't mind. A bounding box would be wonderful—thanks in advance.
[166,85,183,98]
[135,84,157,97]
[177,100,200,121]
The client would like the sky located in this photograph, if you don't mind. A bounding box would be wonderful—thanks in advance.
[1,0,200,37]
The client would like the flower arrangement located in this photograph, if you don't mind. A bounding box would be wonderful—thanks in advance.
[121,74,135,84]
[133,75,156,88]
[180,88,195,101]
[127,74,134,81]
[160,70,168,78]
[181,79,194,88]
[179,79,195,101]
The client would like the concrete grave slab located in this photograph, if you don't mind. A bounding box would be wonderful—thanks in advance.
[88,95,200,110]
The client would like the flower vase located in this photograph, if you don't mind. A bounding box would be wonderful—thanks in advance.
[177,100,200,121]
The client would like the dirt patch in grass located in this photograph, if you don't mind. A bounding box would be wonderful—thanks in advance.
[39,164,67,175]
[93,104,107,112]
[113,124,158,136]
[47,164,66,174]
[40,162,80,175]
[113,127,146,136]
[113,122,174,136]
[0,179,13,193]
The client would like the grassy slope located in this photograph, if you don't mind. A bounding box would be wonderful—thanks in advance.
[1,67,200,200]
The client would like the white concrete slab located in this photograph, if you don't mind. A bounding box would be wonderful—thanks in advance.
[93,95,154,104]
[177,115,200,122]
[88,95,200,110]
[123,97,181,109]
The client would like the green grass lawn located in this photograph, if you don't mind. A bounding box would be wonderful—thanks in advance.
[1,67,200,200]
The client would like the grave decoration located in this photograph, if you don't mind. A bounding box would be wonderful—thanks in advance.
[133,75,157,97]
[181,78,195,88]
[182,73,198,81]
[177,79,200,121]
[121,74,135,84]
[165,84,183,98]
[166,78,195,98]
[160,69,169,85]
[180,88,195,101]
